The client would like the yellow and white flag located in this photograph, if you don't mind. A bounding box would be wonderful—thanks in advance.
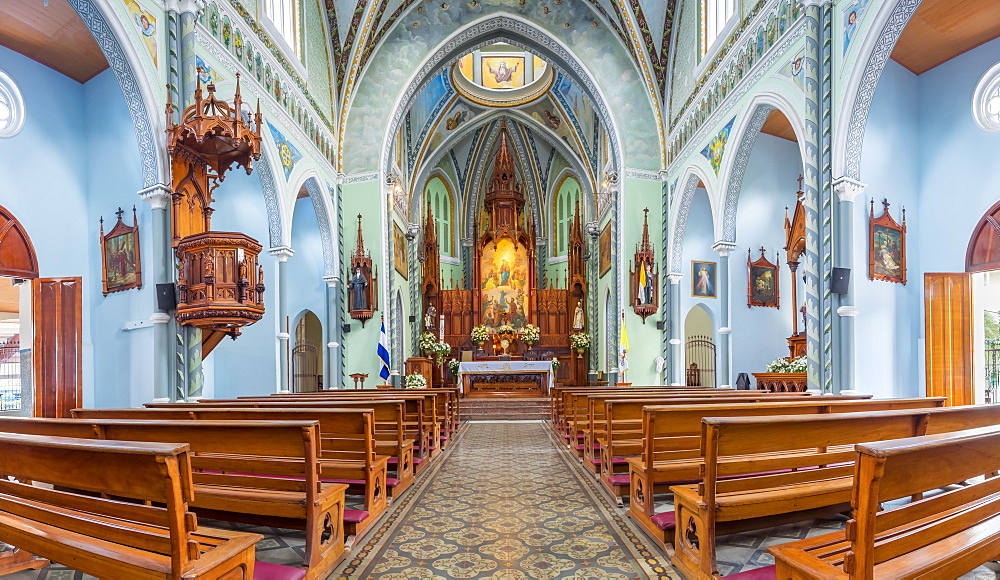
[618,312,629,376]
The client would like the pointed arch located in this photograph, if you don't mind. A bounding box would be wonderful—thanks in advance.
[718,93,807,243]
[299,174,338,277]
[420,171,457,257]
[669,165,717,274]
[0,205,38,279]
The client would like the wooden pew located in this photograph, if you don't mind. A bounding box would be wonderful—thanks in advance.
[671,403,1000,579]
[146,395,434,478]
[73,407,389,537]
[590,394,871,492]
[625,398,947,551]
[770,423,1000,579]
[0,432,261,579]
[0,417,345,578]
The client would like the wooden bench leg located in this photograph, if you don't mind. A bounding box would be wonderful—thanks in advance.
[303,492,347,579]
[0,548,49,575]
[671,499,716,580]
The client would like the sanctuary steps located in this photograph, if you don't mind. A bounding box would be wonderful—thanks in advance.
[460,396,549,421]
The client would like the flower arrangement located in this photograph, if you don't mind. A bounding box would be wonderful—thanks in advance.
[447,358,461,377]
[470,324,490,344]
[569,332,591,350]
[431,340,451,365]
[404,373,427,389]
[765,356,807,373]
[496,324,516,336]
[418,332,439,353]
[550,357,561,371]
[521,324,540,345]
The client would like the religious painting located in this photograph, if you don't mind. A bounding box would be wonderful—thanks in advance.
[692,261,716,298]
[481,56,525,89]
[100,207,142,296]
[480,237,529,328]
[842,0,872,55]
[125,0,157,66]
[393,222,408,280]
[599,223,612,277]
[266,121,302,179]
[747,248,780,308]
[869,199,906,284]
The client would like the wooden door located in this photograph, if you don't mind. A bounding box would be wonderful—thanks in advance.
[924,273,973,406]
[32,278,82,417]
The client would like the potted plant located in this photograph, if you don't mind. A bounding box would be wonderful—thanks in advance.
[521,323,540,351]
[432,340,452,366]
[447,358,461,382]
[470,324,490,351]
[418,332,438,358]
[569,332,591,358]
[404,373,427,389]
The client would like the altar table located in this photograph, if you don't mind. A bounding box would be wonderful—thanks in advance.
[458,361,554,397]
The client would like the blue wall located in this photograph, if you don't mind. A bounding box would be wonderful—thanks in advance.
[679,187,719,383]
[0,47,151,408]
[287,194,329,384]
[730,133,800,380]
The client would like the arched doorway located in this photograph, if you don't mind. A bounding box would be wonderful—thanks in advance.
[685,305,716,387]
[292,311,323,392]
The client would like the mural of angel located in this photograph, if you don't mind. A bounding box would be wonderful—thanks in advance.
[489,60,519,85]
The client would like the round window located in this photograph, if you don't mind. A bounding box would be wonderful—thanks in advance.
[0,70,25,138]
[973,62,1000,133]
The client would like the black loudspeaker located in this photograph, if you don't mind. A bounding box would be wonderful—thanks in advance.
[342,324,352,334]
[408,315,416,323]
[736,372,751,390]
[156,283,177,311]
[831,267,851,295]
[655,320,666,330]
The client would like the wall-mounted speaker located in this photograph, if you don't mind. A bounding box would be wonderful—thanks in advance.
[831,267,851,295]
[156,283,177,311]
[342,324,352,334]
[655,320,666,330]
[408,315,416,323]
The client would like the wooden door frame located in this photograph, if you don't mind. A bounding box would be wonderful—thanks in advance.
[32,278,83,417]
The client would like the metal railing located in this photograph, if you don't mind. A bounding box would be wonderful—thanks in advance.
[0,338,21,411]
[986,339,1000,404]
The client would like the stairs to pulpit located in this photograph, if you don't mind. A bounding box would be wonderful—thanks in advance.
[460,397,549,421]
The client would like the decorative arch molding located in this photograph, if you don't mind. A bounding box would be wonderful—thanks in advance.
[0,205,39,279]
[256,148,284,249]
[966,198,1000,273]
[301,175,338,277]
[836,0,921,180]
[416,170,459,258]
[669,166,717,274]
[69,0,164,187]
[373,13,626,180]
[718,93,808,243]
[549,168,582,255]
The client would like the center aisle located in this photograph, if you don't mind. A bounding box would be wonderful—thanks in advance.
[334,421,677,579]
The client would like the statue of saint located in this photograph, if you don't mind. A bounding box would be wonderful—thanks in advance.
[572,300,585,331]
[425,305,437,331]
[348,267,368,311]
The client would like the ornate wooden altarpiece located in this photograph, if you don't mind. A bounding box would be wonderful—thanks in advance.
[426,122,588,389]
[630,208,658,322]
[348,214,378,327]
[166,71,265,355]
[783,175,806,358]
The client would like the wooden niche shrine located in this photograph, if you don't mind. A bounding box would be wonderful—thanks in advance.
[166,71,266,353]
[630,208,658,322]
[348,214,378,326]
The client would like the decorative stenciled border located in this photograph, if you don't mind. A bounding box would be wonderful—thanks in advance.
[668,0,802,164]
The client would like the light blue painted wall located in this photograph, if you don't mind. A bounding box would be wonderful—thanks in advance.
[287,195,329,385]
[679,187,719,384]
[207,168,279,398]
[0,47,152,409]
[856,58,922,398]
[730,133,799,380]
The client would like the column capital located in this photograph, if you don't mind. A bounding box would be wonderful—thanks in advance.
[323,275,341,288]
[666,273,683,284]
[164,0,206,15]
[535,237,548,247]
[460,238,474,248]
[836,305,859,317]
[138,184,172,210]
[150,312,172,324]
[658,170,671,182]
[335,173,346,185]
[832,176,867,203]
[269,246,295,261]
[712,241,738,256]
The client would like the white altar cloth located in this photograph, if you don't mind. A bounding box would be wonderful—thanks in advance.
[458,360,554,394]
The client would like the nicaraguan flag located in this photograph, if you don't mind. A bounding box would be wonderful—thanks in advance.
[377,319,391,381]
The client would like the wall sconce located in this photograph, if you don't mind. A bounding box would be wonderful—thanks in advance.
[386,173,407,212]
[594,170,618,215]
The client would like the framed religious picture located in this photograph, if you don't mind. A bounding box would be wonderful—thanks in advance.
[599,223,612,277]
[100,207,142,296]
[747,247,780,308]
[869,198,906,284]
[692,260,717,298]
[393,222,408,280]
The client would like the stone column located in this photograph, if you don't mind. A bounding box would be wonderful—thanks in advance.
[713,242,736,388]
[270,246,294,393]
[667,273,683,386]
[323,275,342,390]
[833,177,866,394]
[139,184,173,403]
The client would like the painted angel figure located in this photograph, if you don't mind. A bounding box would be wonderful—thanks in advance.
[489,60,519,86]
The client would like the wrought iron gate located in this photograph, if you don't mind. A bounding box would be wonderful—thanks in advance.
[986,338,1000,404]
[292,340,319,393]
[685,335,716,387]
[0,335,21,411]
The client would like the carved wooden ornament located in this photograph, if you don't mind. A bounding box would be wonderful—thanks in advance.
[629,208,658,322]
[348,214,378,326]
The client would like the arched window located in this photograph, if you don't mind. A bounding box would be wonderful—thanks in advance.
[0,70,25,139]
[553,175,581,256]
[425,176,453,256]
[702,0,737,56]
[264,0,301,60]
[974,62,1000,133]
